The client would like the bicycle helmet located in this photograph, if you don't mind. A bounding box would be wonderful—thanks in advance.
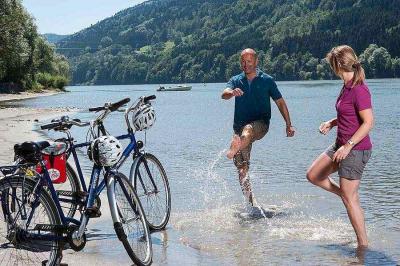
[132,103,155,131]
[88,136,123,166]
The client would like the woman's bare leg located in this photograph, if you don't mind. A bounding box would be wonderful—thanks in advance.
[306,153,341,196]
[340,178,368,247]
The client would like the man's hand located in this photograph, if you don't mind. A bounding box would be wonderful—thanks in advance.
[231,88,244,97]
[221,88,244,99]
[286,125,295,137]
[332,144,352,163]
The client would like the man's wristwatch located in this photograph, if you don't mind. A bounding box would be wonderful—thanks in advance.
[347,139,355,146]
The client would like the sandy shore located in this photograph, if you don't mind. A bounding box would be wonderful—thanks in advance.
[0,90,62,103]
[0,90,72,163]
[0,106,71,164]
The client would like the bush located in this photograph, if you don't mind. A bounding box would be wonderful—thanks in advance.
[53,76,68,90]
[36,72,53,88]
[36,72,68,90]
[29,81,44,92]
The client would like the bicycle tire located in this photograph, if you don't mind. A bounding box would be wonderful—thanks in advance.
[130,153,171,231]
[112,172,152,266]
[0,175,63,266]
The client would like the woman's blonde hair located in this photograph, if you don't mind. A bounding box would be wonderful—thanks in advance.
[326,45,365,87]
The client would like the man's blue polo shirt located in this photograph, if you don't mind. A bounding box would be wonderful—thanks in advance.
[227,70,282,132]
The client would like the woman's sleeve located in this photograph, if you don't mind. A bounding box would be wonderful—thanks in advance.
[354,85,372,111]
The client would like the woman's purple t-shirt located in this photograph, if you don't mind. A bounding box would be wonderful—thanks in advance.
[335,81,372,150]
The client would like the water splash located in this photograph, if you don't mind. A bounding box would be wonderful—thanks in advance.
[189,148,235,209]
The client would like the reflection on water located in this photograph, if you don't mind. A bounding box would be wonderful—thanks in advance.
[14,79,400,264]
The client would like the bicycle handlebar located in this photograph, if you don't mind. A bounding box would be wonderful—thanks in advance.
[40,122,61,130]
[144,95,156,102]
[88,97,130,112]
[41,95,154,133]
[40,117,90,131]
[88,106,105,112]
[109,98,130,111]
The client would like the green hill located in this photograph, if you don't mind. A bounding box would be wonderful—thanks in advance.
[43,33,69,44]
[57,0,400,85]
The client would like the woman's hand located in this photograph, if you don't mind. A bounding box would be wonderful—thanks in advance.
[319,121,332,135]
[332,144,352,163]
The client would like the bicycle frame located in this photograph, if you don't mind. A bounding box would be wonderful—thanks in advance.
[47,123,140,224]
[61,110,160,192]
[0,97,158,251]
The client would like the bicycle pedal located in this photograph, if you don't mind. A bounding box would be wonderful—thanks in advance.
[34,224,69,233]
[57,190,87,205]
[85,207,101,218]
[57,190,87,198]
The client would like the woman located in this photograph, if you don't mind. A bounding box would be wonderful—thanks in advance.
[306,45,374,248]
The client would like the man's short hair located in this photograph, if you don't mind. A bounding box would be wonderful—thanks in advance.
[241,48,258,59]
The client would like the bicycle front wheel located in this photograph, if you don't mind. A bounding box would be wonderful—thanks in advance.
[111,172,152,266]
[130,153,171,231]
[0,176,63,266]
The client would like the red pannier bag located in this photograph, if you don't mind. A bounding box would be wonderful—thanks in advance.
[36,142,68,184]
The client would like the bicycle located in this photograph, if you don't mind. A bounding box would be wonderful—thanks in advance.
[0,98,152,265]
[40,96,171,231]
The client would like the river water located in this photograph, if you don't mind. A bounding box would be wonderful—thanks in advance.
[12,79,400,265]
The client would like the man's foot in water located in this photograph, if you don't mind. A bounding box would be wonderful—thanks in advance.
[227,135,241,159]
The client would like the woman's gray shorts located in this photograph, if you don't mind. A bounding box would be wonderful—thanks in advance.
[325,143,372,180]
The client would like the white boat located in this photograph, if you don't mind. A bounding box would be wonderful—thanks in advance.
[157,85,191,91]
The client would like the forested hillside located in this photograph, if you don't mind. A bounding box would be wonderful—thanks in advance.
[57,0,400,85]
[43,33,69,44]
[0,0,70,92]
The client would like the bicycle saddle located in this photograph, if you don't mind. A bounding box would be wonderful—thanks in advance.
[14,141,50,163]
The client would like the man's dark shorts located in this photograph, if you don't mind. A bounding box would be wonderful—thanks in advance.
[325,143,372,180]
[233,120,269,169]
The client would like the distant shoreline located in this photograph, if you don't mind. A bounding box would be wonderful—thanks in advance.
[0,90,63,103]
[65,77,400,87]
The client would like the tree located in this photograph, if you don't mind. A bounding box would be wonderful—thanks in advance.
[101,36,113,47]
[392,57,400,77]
[0,0,69,90]
[360,44,392,78]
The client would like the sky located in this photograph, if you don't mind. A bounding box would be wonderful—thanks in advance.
[22,0,146,35]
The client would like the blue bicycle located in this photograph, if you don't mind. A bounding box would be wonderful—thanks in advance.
[43,96,171,231]
[0,98,153,265]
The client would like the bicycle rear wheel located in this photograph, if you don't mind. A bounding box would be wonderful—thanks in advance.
[54,162,81,218]
[18,161,81,219]
[0,176,63,266]
[130,153,171,230]
[111,172,152,266]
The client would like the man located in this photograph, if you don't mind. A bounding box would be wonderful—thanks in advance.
[222,48,295,209]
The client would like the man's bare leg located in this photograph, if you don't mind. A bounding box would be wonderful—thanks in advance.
[238,166,254,205]
[227,125,254,159]
[227,134,241,159]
